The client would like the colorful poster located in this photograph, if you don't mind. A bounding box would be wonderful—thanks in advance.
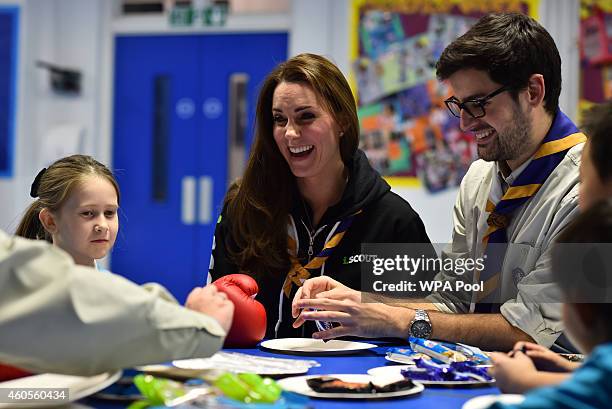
[351,0,538,193]
[579,0,612,116]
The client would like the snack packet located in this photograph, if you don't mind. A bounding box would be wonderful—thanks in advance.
[401,358,493,382]
[408,337,468,363]
[385,346,432,364]
[448,342,491,365]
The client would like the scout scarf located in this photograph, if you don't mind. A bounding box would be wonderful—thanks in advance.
[282,210,362,298]
[476,110,586,308]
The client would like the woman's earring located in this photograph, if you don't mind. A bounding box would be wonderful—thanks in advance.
[339,131,344,137]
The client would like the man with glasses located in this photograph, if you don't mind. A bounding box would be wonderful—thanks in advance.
[444,86,510,121]
[292,13,584,351]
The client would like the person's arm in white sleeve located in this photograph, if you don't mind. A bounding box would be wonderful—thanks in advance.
[0,230,229,376]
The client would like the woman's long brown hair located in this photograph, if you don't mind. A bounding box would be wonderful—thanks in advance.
[225,53,359,276]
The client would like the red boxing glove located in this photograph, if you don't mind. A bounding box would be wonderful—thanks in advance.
[0,363,31,381]
[212,274,267,347]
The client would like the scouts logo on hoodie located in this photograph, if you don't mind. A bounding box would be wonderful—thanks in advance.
[342,253,379,264]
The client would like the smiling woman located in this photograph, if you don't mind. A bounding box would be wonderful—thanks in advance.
[15,155,120,269]
[209,53,435,340]
[271,81,346,212]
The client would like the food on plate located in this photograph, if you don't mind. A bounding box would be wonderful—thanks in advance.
[306,376,415,393]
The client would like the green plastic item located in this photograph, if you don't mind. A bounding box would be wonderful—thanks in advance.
[237,373,282,403]
[263,377,283,396]
[213,373,252,402]
[133,374,186,406]
[213,372,282,404]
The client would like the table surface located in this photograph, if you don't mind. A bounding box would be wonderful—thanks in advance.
[83,342,500,409]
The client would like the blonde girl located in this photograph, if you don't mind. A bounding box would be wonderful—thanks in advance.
[16,154,120,268]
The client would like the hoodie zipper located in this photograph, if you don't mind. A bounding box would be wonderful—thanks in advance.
[301,219,327,262]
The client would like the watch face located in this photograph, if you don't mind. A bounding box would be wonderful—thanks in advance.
[411,320,432,338]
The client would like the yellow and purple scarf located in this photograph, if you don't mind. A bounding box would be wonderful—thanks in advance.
[283,210,362,298]
[476,110,586,310]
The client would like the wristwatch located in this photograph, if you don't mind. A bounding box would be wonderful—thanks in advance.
[409,309,432,339]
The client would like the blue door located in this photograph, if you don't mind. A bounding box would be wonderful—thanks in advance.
[194,33,289,276]
[112,33,287,301]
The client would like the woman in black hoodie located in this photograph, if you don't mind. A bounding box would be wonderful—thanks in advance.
[210,53,434,339]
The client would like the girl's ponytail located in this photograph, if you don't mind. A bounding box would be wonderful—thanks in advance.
[15,201,51,242]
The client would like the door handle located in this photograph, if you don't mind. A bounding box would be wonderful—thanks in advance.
[181,176,196,225]
[199,176,213,225]
[227,73,249,185]
[152,75,170,202]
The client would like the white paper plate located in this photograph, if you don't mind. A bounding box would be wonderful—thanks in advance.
[0,371,121,408]
[462,394,525,409]
[367,365,495,387]
[277,374,424,399]
[173,351,319,375]
[260,338,376,355]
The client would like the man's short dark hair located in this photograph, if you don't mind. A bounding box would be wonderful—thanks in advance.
[436,13,561,116]
[581,102,612,182]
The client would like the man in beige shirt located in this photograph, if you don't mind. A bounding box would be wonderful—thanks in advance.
[0,229,233,376]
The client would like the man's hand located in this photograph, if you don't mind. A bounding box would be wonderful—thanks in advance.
[185,285,234,333]
[291,276,361,328]
[512,342,580,372]
[489,350,538,394]
[293,296,410,339]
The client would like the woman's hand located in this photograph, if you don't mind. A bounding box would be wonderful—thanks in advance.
[291,276,361,328]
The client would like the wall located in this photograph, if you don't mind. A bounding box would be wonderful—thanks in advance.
[289,0,580,243]
[1,0,581,245]
[539,0,580,121]
[290,0,351,75]
[0,0,107,232]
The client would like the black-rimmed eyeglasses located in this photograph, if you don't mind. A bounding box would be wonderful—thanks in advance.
[444,86,510,119]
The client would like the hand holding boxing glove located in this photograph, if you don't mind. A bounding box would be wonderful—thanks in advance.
[213,274,267,347]
[186,284,234,333]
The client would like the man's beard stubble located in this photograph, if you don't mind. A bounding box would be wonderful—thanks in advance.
[477,104,532,163]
